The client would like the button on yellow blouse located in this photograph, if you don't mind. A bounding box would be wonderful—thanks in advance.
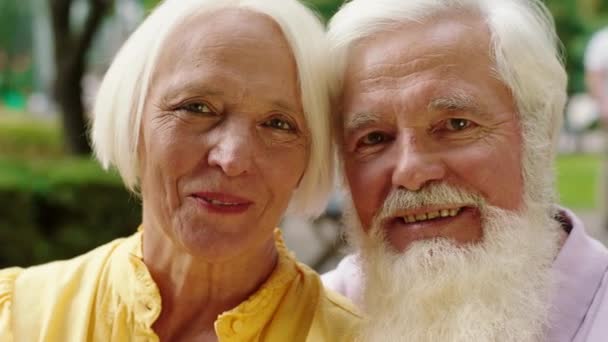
[0,229,360,341]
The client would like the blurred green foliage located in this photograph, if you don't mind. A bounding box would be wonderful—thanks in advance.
[545,0,608,94]
[556,154,601,209]
[0,115,62,158]
[302,0,342,21]
[0,115,141,268]
[0,156,141,268]
[0,0,33,100]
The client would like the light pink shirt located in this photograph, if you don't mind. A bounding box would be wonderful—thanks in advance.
[322,209,608,342]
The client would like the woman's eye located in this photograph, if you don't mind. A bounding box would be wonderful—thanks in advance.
[181,103,215,115]
[445,118,472,131]
[264,117,294,131]
[359,131,389,146]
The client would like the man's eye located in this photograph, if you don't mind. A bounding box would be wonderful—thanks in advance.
[359,132,389,146]
[264,117,294,131]
[181,103,215,115]
[445,118,472,131]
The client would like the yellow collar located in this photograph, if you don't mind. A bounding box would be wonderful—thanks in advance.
[110,228,300,337]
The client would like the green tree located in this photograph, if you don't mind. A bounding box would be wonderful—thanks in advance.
[49,0,113,155]
[302,0,343,21]
[0,0,33,99]
[545,0,608,94]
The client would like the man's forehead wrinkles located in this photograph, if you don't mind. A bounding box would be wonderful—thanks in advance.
[351,53,445,81]
[190,38,281,51]
[349,65,456,96]
[360,61,455,80]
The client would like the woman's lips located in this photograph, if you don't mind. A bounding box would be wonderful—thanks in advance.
[191,192,253,214]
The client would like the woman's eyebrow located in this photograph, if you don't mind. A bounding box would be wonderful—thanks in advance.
[271,99,299,114]
[160,82,225,103]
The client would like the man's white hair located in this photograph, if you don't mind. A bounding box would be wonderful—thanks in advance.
[328,0,568,210]
[92,0,333,217]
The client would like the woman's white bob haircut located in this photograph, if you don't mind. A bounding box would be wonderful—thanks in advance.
[328,0,568,206]
[92,0,333,217]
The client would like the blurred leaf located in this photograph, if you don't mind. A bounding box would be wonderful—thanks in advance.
[0,156,140,268]
[141,0,159,11]
[0,114,63,158]
[556,154,601,209]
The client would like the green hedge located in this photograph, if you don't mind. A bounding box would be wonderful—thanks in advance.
[0,115,63,158]
[0,157,141,268]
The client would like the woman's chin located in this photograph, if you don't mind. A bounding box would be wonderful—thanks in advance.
[170,223,265,260]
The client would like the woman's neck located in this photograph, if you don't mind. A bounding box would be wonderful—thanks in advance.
[142,223,279,341]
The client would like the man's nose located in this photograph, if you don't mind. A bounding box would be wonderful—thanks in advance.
[391,135,446,191]
[207,121,254,177]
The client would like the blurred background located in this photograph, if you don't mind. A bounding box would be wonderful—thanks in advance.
[0,0,607,272]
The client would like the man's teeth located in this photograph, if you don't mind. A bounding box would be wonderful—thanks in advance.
[404,208,462,223]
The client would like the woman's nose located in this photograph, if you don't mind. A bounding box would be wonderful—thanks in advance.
[207,122,254,177]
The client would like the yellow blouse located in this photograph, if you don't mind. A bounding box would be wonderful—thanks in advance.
[0,229,360,341]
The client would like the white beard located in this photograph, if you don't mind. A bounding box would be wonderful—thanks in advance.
[346,185,562,342]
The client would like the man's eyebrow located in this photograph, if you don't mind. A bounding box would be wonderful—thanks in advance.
[344,112,384,134]
[427,93,482,115]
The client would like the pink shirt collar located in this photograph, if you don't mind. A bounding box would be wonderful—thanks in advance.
[547,208,608,341]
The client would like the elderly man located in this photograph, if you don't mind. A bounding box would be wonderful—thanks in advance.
[322,0,608,341]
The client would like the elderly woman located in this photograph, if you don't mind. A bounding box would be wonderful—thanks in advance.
[0,0,360,340]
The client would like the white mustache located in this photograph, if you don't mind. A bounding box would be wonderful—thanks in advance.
[374,183,485,224]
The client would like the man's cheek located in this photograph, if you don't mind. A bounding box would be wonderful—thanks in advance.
[355,191,378,232]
